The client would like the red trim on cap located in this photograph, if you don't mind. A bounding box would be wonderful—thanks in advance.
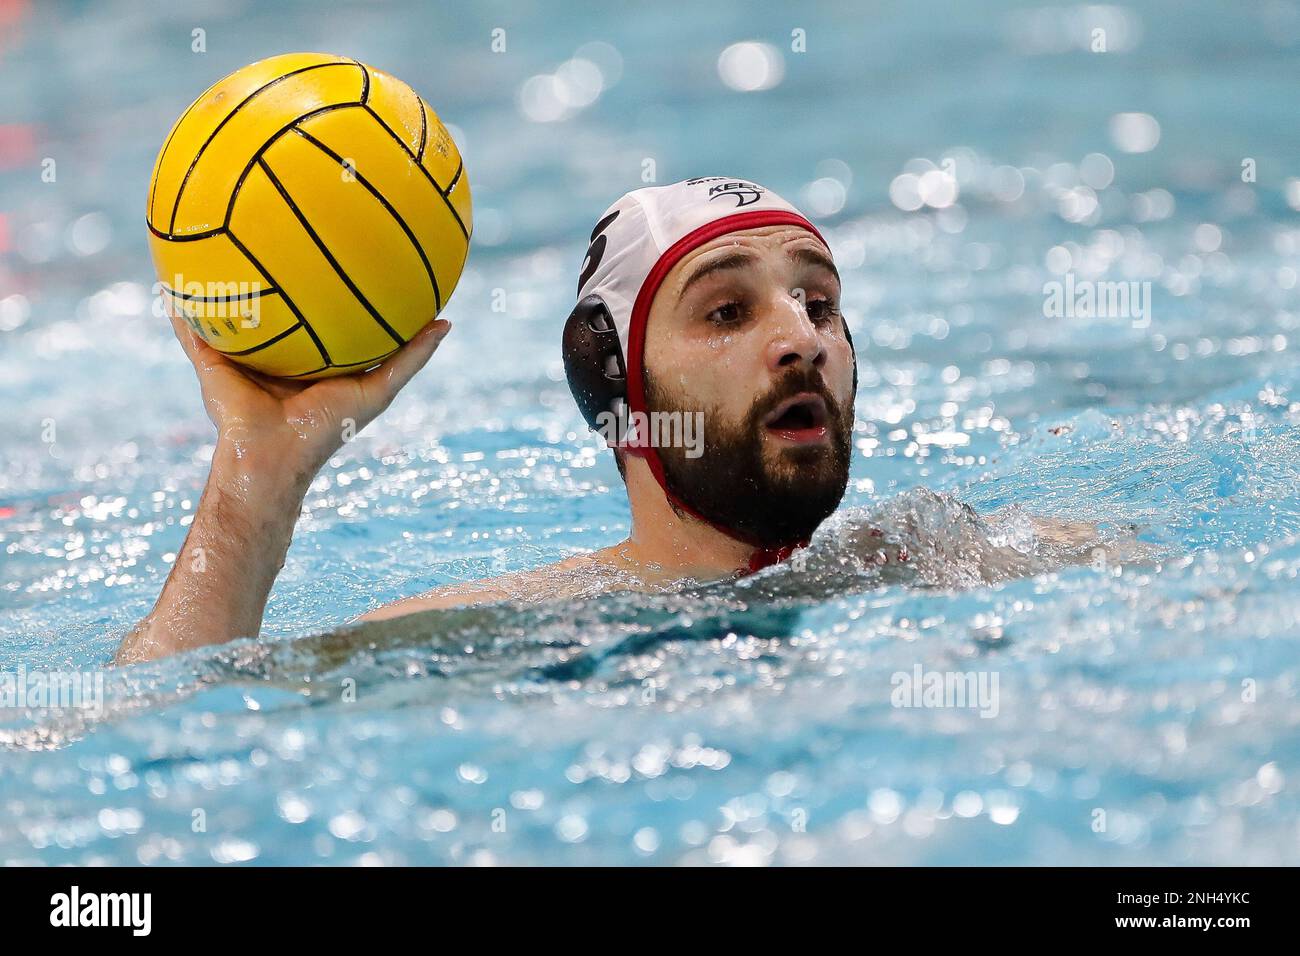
[623,209,826,568]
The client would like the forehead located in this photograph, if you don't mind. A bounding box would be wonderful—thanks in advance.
[657,225,832,299]
[653,225,833,307]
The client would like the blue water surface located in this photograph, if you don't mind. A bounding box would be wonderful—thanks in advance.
[1,0,1298,864]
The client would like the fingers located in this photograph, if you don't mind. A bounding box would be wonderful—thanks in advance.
[359,318,452,400]
[167,310,209,364]
[167,309,235,377]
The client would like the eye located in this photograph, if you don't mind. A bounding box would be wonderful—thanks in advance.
[706,300,746,326]
[806,297,841,324]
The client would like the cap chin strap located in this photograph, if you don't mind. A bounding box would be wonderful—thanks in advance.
[618,209,830,575]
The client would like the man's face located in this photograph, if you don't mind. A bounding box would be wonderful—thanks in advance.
[641,225,856,548]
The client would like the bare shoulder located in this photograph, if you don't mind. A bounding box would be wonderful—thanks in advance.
[358,549,638,622]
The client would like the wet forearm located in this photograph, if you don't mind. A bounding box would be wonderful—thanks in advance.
[114,442,312,664]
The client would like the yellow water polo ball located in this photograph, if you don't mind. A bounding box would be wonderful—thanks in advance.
[146,52,471,379]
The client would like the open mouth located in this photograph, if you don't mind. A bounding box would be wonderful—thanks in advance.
[763,393,830,443]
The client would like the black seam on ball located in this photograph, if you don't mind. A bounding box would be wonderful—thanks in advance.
[147,220,226,243]
[255,157,406,349]
[352,60,371,105]
[167,59,357,235]
[154,101,368,243]
[360,103,470,242]
[149,84,213,229]
[416,97,430,161]
[216,320,303,356]
[222,102,362,233]
[161,282,280,302]
[283,353,391,377]
[290,125,442,313]
[227,228,332,368]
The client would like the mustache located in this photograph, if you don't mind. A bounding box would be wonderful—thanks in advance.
[748,367,842,425]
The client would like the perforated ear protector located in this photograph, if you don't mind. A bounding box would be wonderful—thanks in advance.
[561,294,628,434]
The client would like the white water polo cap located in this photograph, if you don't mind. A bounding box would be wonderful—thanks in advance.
[562,175,829,444]
[561,176,845,568]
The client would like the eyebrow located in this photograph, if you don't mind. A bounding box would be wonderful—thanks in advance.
[789,245,840,288]
[676,250,759,300]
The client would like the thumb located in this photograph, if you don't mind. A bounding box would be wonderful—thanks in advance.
[360,318,452,400]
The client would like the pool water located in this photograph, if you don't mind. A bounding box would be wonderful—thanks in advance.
[2,0,1299,864]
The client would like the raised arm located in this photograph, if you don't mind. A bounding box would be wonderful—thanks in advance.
[114,312,451,664]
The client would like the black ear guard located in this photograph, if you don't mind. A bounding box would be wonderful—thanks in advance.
[562,294,627,432]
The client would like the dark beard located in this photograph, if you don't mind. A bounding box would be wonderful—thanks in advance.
[644,366,853,549]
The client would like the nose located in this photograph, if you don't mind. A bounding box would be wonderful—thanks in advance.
[764,291,826,374]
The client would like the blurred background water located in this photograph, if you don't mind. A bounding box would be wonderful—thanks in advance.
[1,0,1298,864]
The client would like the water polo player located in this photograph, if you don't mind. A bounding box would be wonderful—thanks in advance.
[117,176,1103,663]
